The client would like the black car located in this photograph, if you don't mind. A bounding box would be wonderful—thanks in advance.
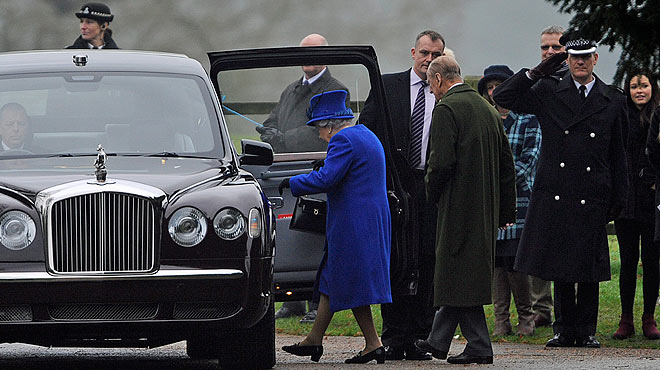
[0,50,276,369]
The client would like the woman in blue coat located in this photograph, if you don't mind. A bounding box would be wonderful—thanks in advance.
[280,90,392,364]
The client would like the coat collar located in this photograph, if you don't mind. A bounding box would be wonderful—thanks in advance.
[553,72,610,129]
[441,83,473,100]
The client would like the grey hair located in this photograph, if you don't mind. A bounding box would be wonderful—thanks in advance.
[427,56,462,81]
[541,25,564,35]
[314,118,354,129]
[415,30,445,49]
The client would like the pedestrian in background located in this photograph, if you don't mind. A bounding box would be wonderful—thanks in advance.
[479,64,540,337]
[415,56,517,365]
[280,90,391,364]
[614,71,660,339]
[66,2,119,49]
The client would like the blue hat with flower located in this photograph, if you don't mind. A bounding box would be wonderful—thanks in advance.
[306,90,354,126]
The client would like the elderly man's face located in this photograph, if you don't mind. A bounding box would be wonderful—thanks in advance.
[0,108,29,149]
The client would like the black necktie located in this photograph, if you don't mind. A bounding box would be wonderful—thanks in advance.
[408,81,427,168]
[579,85,587,101]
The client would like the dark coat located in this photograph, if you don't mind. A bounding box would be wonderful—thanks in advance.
[66,33,120,49]
[618,100,655,224]
[289,125,392,313]
[644,106,660,241]
[261,69,348,153]
[493,69,628,282]
[426,83,516,307]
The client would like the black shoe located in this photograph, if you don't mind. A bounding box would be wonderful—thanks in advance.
[299,310,317,324]
[345,346,385,364]
[576,335,601,348]
[405,345,432,361]
[275,305,304,319]
[383,345,404,360]
[413,339,447,360]
[446,352,493,364]
[546,333,575,347]
[282,342,323,362]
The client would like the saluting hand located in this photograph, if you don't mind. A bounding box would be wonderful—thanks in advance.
[528,52,567,80]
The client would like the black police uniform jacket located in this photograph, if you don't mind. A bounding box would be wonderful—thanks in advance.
[493,69,628,282]
[66,33,120,49]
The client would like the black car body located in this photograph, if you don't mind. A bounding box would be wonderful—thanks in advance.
[0,50,276,369]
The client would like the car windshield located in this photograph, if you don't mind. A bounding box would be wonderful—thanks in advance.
[0,72,222,158]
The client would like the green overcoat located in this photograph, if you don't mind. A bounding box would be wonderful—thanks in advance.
[425,83,516,307]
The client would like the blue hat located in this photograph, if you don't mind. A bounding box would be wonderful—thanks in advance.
[306,90,354,126]
[478,65,514,96]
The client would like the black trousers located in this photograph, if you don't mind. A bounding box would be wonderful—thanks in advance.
[381,170,436,349]
[615,218,660,314]
[556,282,599,337]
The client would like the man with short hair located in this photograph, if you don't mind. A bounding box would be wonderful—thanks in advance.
[261,33,349,323]
[0,103,36,153]
[493,31,628,349]
[359,30,445,361]
[529,25,566,330]
[256,33,349,154]
[415,56,516,365]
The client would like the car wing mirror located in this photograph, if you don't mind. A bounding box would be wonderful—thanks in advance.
[268,196,284,210]
[239,139,273,166]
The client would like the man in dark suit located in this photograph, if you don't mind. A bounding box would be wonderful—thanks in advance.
[359,30,444,361]
[0,103,38,153]
[493,32,628,348]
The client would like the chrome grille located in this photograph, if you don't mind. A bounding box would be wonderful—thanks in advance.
[50,192,157,273]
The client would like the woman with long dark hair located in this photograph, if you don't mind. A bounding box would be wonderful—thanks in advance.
[613,71,660,339]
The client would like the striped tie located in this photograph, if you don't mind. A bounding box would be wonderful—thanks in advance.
[408,81,427,168]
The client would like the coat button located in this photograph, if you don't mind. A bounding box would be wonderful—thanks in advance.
[555,195,560,200]
[560,162,565,168]
[581,200,586,205]
[586,166,591,172]
[590,132,596,138]
[564,130,569,135]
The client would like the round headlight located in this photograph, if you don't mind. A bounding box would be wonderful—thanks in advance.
[168,207,207,247]
[0,211,36,250]
[213,208,245,240]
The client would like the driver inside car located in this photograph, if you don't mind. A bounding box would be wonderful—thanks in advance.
[0,102,39,153]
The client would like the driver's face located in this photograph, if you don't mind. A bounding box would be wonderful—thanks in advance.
[0,109,29,149]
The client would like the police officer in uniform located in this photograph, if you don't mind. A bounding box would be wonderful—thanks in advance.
[67,3,119,49]
[493,32,628,348]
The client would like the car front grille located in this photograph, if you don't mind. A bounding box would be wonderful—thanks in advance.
[49,192,157,273]
[0,305,33,322]
[173,302,241,319]
[49,303,159,321]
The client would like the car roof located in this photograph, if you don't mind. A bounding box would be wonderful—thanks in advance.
[0,50,206,76]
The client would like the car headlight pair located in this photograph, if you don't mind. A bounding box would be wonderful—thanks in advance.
[0,211,36,250]
[168,207,261,247]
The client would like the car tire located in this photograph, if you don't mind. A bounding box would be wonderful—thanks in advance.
[187,301,275,369]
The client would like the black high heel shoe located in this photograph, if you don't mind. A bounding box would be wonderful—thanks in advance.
[282,342,323,362]
[345,346,385,364]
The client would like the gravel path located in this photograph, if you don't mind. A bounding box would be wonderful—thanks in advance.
[277,334,660,369]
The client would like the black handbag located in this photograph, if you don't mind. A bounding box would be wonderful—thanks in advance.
[289,196,327,234]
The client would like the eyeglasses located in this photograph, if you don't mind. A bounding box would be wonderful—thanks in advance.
[541,45,563,51]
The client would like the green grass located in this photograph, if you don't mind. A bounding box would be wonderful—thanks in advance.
[276,235,660,348]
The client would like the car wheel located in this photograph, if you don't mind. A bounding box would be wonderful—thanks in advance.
[187,301,275,369]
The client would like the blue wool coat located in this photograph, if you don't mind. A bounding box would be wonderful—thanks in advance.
[289,124,392,313]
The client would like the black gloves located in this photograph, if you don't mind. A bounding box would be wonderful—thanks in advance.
[528,52,568,80]
[312,159,325,171]
[278,178,290,195]
[256,126,285,148]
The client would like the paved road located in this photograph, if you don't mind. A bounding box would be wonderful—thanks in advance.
[1,334,660,369]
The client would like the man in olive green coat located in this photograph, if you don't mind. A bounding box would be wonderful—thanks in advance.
[414,56,516,365]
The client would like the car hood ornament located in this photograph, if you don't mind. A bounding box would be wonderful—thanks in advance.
[94,144,108,183]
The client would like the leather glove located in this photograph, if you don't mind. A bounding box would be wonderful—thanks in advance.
[257,126,285,147]
[528,52,568,80]
[312,159,325,171]
[278,178,290,195]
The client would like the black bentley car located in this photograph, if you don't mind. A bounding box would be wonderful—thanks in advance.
[0,47,416,369]
[0,50,276,369]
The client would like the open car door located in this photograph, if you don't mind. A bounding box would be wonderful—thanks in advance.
[208,46,418,300]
